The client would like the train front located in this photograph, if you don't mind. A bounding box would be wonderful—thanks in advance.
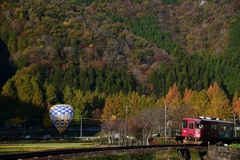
[181,117,202,141]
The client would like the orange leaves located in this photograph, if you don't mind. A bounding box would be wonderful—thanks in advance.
[233,93,240,115]
[207,81,221,97]
[183,88,192,104]
[234,100,240,114]
[165,83,181,105]
[164,82,234,120]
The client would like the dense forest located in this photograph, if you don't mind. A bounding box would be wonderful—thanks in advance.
[0,0,240,138]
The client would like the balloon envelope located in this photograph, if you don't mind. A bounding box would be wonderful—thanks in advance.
[49,104,74,133]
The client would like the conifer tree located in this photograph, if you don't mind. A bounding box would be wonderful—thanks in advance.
[233,92,240,115]
[183,88,192,105]
[127,91,140,116]
[1,77,16,98]
[31,77,44,108]
[204,83,232,119]
[72,89,87,121]
[208,90,232,120]
[101,95,114,121]
[15,73,33,104]
[112,93,124,118]
[189,90,210,117]
[63,85,73,104]
[165,83,181,105]
[44,82,58,105]
[207,81,221,98]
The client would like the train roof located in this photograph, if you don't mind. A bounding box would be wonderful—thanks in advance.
[200,118,233,124]
[182,117,233,124]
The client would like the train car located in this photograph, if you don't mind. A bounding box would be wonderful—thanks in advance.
[180,117,234,144]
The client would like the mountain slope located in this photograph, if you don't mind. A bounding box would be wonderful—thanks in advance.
[0,0,239,96]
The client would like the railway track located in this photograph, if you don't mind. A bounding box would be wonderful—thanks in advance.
[0,144,207,160]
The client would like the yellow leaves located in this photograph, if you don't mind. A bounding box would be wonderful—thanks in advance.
[101,91,156,121]
[111,115,117,120]
[63,21,69,26]
[1,77,16,98]
[208,90,232,120]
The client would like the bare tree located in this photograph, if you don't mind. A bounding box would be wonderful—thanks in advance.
[101,117,126,145]
[128,107,164,145]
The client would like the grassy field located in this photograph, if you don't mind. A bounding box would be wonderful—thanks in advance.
[0,142,97,155]
[62,148,208,160]
[0,142,210,159]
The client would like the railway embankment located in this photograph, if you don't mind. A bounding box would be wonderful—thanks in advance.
[208,146,240,160]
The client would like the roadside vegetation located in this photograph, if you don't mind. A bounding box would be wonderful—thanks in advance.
[0,0,240,149]
[0,142,208,160]
[228,144,240,148]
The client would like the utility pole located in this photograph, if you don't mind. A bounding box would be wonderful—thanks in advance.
[234,114,236,137]
[108,112,112,145]
[23,118,26,137]
[164,102,167,144]
[80,117,82,137]
[125,106,129,146]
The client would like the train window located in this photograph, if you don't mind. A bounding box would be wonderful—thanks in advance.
[220,125,226,131]
[227,126,233,130]
[182,120,188,128]
[189,123,193,129]
[211,124,217,130]
[195,122,201,129]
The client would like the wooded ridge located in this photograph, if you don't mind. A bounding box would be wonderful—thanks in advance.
[0,0,240,131]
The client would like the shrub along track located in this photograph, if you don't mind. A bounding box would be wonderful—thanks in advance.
[0,144,207,160]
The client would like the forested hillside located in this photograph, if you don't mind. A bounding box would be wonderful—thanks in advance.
[0,0,240,133]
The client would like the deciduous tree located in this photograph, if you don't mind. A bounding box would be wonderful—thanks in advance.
[233,92,240,115]
[165,83,181,105]
[207,89,232,120]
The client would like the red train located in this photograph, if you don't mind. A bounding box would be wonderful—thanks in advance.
[179,117,234,144]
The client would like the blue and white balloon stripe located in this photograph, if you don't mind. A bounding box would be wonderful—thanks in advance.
[49,104,74,133]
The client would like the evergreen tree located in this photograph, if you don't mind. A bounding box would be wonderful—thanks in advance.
[1,77,17,98]
[72,89,87,120]
[31,77,44,108]
[44,82,58,105]
[63,85,73,104]
[49,65,63,92]
[95,69,104,92]
[14,73,33,104]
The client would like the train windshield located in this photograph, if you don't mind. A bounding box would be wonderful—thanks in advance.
[195,121,202,129]
[182,120,188,128]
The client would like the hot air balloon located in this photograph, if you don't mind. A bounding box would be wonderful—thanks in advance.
[49,104,74,134]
